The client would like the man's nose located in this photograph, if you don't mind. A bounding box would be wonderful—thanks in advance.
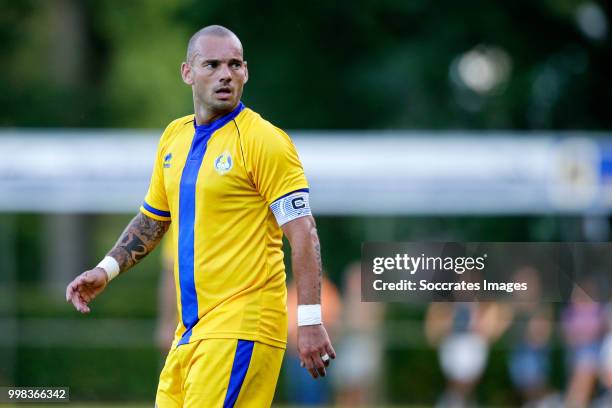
[218,63,232,82]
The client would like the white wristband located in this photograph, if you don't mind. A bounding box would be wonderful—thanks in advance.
[97,256,120,282]
[298,304,322,326]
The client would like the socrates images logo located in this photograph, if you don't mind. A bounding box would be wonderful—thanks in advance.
[214,152,233,175]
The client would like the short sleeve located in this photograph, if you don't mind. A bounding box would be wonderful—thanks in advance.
[246,126,309,205]
[140,126,173,222]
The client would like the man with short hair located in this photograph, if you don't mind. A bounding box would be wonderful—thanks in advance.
[66,25,335,407]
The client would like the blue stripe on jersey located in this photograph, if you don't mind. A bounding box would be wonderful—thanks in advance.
[177,102,245,346]
[223,340,254,408]
[177,127,210,345]
[142,201,171,217]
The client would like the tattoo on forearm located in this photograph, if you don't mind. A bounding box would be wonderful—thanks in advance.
[107,212,170,274]
[118,233,147,262]
[314,242,322,303]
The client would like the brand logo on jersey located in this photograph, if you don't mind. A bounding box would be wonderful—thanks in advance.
[214,152,232,175]
[163,153,172,168]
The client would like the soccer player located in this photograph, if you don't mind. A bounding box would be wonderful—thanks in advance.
[65,25,335,407]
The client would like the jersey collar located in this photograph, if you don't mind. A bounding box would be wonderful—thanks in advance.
[193,102,245,133]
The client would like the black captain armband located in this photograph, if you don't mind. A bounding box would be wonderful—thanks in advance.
[270,189,312,226]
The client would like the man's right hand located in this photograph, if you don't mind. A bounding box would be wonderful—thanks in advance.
[65,268,108,313]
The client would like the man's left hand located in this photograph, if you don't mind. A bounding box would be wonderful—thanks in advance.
[297,324,336,379]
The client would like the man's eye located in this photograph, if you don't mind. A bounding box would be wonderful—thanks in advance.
[231,62,242,69]
[204,62,218,69]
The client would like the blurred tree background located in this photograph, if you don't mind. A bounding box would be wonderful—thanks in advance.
[1,0,610,130]
[2,0,612,406]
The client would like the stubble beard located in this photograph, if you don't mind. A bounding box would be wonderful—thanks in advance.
[201,92,238,116]
[193,84,243,121]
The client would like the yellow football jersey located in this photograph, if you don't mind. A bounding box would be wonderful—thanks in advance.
[141,102,308,349]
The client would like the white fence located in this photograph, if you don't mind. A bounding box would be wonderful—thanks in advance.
[2,130,612,214]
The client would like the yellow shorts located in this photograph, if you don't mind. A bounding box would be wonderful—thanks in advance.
[155,338,284,408]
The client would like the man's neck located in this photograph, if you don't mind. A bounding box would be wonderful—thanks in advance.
[193,102,237,126]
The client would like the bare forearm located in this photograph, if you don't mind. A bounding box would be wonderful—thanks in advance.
[283,216,335,379]
[107,212,170,274]
[290,217,322,305]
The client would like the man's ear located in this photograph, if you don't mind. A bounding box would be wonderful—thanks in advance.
[244,61,249,84]
[181,62,193,85]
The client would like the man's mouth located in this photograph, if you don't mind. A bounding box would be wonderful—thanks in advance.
[215,87,232,96]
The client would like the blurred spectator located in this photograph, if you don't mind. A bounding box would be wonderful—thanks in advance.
[507,266,560,408]
[561,277,605,408]
[285,273,342,405]
[155,231,177,354]
[333,262,385,406]
[426,300,511,408]
[596,303,612,407]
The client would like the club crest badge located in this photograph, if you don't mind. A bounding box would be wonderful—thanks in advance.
[214,152,233,175]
